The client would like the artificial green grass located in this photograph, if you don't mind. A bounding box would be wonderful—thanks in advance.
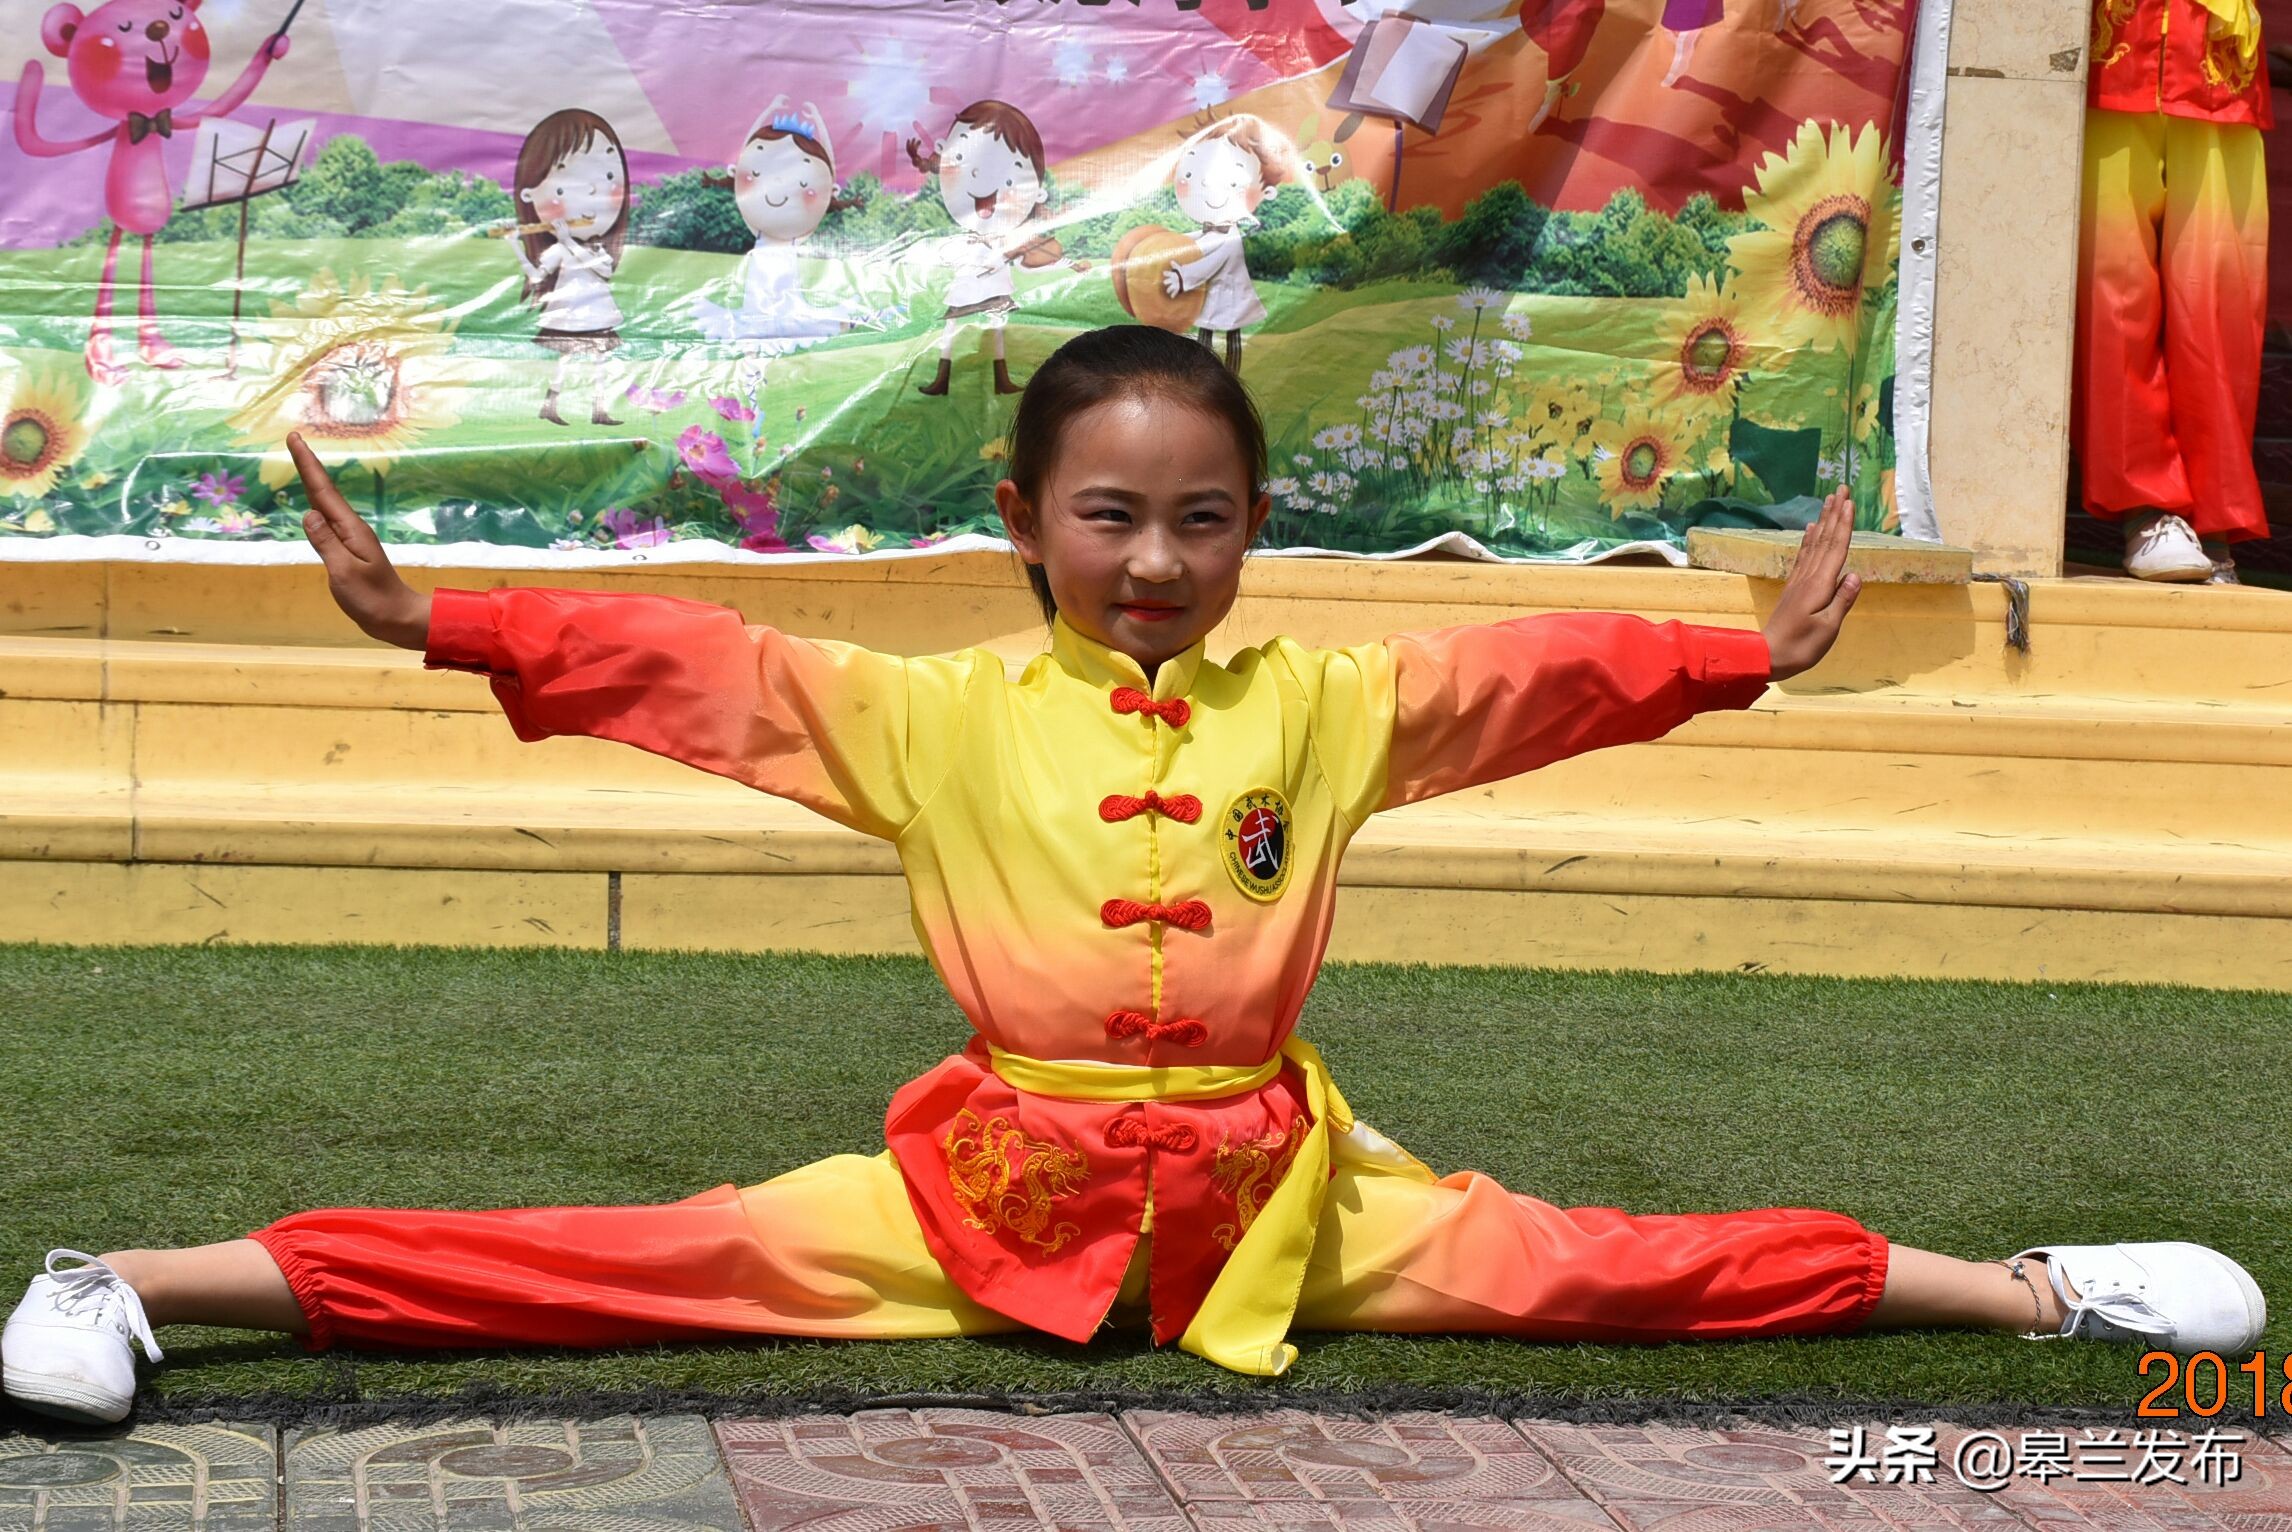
[2,944,2285,1420]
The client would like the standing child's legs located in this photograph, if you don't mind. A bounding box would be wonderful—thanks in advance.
[2158,115,2270,547]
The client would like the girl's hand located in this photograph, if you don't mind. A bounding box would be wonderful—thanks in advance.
[1760,486,1862,683]
[292,433,431,651]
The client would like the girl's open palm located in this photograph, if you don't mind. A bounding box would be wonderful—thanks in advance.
[1760,486,1862,683]
[292,433,431,651]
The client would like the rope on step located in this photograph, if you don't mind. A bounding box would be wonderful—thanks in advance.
[1970,573,2030,654]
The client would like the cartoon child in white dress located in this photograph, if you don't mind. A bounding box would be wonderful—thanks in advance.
[904,100,1082,397]
[510,109,631,428]
[1160,115,1297,376]
[686,98,873,434]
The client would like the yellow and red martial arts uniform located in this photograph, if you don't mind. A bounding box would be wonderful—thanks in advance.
[251,593,1891,1375]
[2076,0,2273,540]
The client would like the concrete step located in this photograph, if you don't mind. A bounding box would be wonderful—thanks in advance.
[8,557,2292,986]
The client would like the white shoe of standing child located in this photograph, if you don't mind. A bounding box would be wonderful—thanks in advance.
[2121,511,2214,581]
[2009,1241,2265,1355]
[1,1250,163,1424]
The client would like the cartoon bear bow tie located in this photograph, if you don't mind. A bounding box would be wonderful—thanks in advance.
[126,109,175,144]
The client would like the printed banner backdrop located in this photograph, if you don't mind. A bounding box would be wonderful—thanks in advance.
[0,0,1916,566]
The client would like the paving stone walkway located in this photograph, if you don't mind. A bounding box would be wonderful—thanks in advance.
[1,1411,2285,1532]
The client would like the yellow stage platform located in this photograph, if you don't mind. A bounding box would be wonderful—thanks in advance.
[5,554,2290,989]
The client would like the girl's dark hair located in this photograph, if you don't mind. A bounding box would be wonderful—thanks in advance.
[1003,325,1267,623]
[513,110,631,306]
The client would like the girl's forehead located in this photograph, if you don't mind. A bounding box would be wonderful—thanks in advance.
[743,136,809,167]
[951,124,1019,160]
[552,134,621,174]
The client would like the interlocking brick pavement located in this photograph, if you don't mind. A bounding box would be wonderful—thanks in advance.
[0,1422,276,1532]
[283,1416,741,1532]
[716,1409,1191,1532]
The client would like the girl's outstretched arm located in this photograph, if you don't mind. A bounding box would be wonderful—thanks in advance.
[293,436,977,840]
[1301,489,1863,819]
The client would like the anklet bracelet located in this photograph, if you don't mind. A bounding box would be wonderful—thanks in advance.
[1998,1257,2052,1339]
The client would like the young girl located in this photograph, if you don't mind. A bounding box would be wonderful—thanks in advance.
[2,326,2263,1425]
[510,109,632,428]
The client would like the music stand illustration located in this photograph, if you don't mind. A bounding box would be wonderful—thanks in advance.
[181,114,316,377]
[1325,14,1469,211]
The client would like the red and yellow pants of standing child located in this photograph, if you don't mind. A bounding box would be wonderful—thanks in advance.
[249,1151,1888,1354]
[2074,107,2271,540]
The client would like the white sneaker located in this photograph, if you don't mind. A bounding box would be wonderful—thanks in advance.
[2009,1241,2266,1355]
[2200,540,2241,585]
[2122,511,2214,581]
[1,1251,163,1424]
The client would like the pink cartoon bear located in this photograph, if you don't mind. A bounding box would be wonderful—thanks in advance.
[15,0,289,384]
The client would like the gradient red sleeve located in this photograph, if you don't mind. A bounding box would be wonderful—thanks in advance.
[425,585,969,839]
[1379,613,1771,811]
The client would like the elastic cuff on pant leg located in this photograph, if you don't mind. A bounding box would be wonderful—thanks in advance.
[1844,1230,1891,1333]
[247,1224,338,1354]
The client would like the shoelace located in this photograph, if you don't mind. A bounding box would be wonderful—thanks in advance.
[42,1249,164,1362]
[2041,1255,2174,1343]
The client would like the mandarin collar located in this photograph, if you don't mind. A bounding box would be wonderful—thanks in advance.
[1048,613,1205,702]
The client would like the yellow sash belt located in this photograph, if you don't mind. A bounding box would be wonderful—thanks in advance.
[984,1036,1351,1377]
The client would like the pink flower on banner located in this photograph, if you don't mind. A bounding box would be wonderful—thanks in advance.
[720,481,785,553]
[601,508,672,549]
[908,530,954,548]
[710,395,758,424]
[807,523,883,555]
[675,426,741,485]
[192,471,246,506]
[625,384,687,412]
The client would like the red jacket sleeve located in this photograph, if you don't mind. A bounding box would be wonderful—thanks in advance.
[425,585,975,839]
[1379,612,1771,811]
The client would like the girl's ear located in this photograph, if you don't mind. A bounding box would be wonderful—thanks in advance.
[1245,490,1272,543]
[994,477,1041,560]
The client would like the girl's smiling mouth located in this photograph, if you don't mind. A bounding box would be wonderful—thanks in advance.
[762,193,790,208]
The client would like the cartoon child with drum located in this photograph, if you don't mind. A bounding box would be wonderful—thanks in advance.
[1144,115,1297,376]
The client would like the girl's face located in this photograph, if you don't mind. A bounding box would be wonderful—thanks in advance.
[1173,137,1267,225]
[734,135,832,242]
[995,395,1271,674]
[522,133,626,235]
[937,124,1045,235]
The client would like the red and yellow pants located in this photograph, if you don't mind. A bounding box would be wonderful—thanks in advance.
[2074,108,2271,540]
[250,1152,1889,1352]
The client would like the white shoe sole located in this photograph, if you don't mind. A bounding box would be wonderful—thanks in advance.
[1,1367,132,1425]
[2127,561,2213,582]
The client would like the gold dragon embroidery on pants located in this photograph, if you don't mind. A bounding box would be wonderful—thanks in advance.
[1210,1118,1308,1252]
[943,1108,1090,1252]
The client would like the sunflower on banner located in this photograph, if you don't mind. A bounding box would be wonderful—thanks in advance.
[0,368,90,530]
[228,272,464,503]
